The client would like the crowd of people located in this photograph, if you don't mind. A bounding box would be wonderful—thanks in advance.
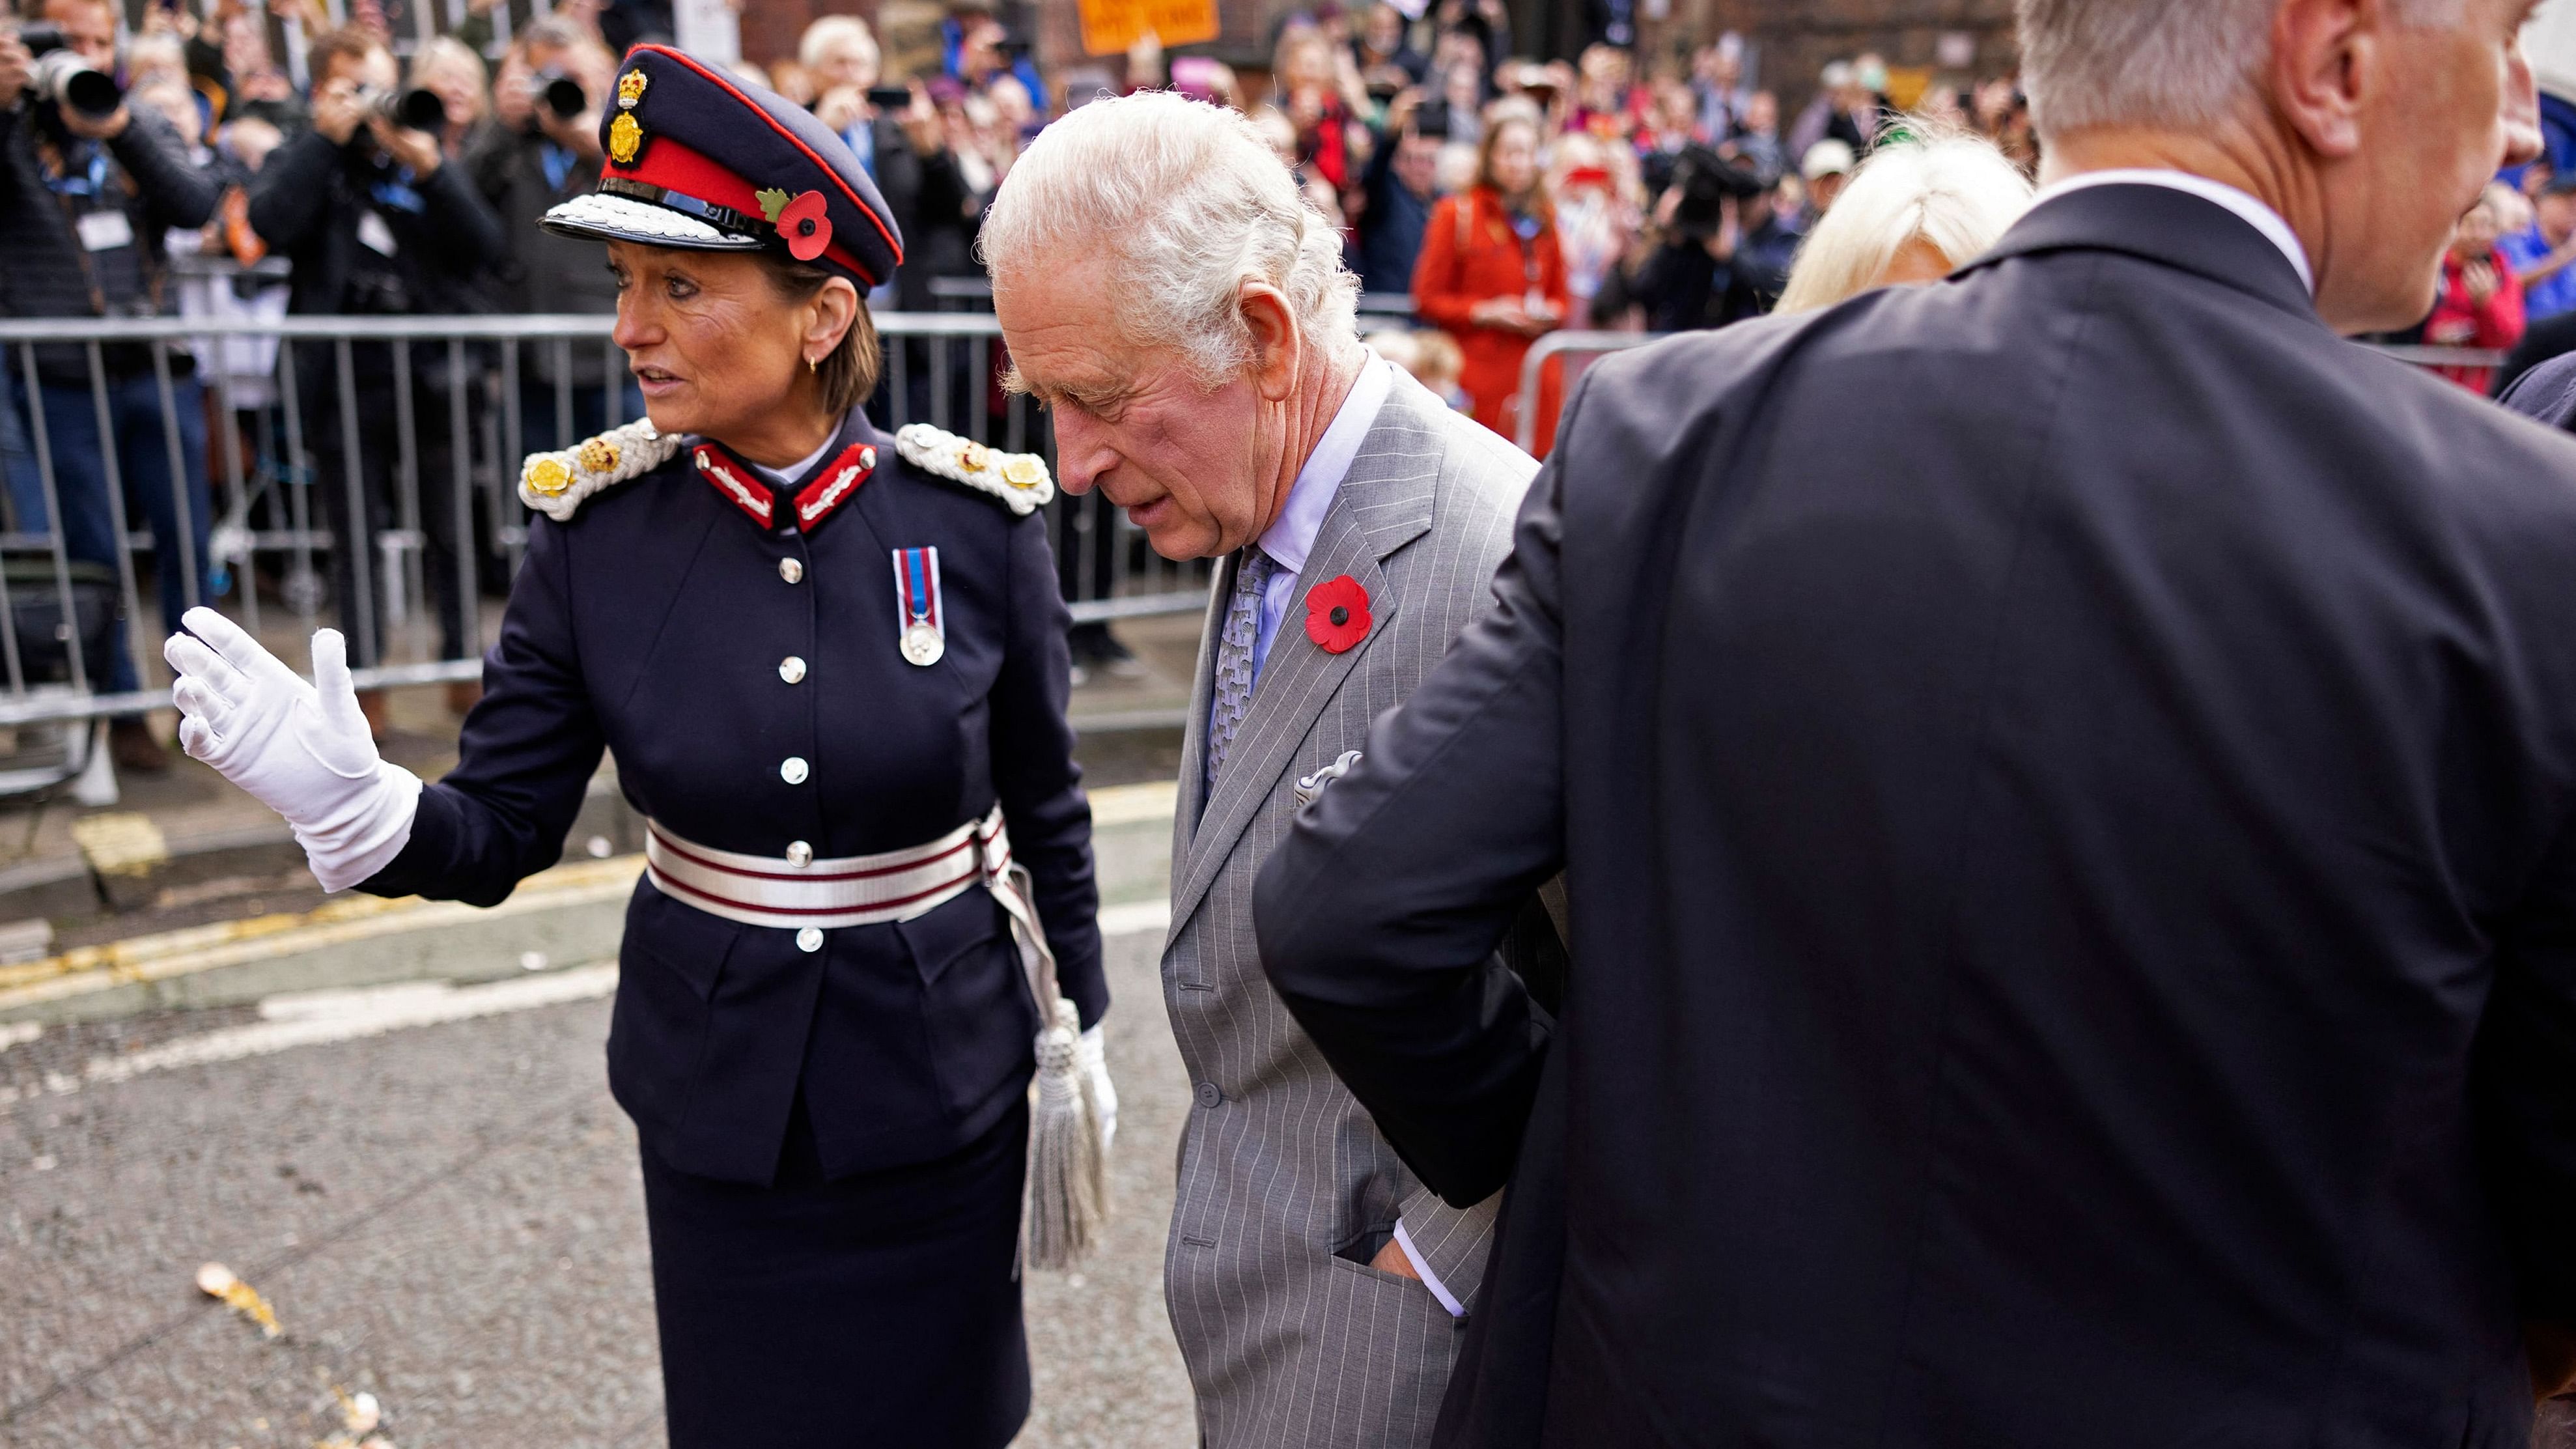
[0,0,2306,776]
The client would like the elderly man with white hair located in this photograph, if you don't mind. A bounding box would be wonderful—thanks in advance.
[983,91,1549,1447]
[1253,0,2576,1444]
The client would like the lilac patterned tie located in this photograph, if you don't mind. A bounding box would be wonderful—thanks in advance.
[1204,546,1280,799]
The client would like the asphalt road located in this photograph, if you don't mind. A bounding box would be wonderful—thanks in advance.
[0,927,1194,1448]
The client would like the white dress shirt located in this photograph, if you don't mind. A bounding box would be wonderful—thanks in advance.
[2031,168,2316,298]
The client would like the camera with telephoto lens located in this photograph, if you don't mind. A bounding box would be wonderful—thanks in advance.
[1667,143,1768,240]
[533,67,585,121]
[358,85,447,132]
[17,23,122,119]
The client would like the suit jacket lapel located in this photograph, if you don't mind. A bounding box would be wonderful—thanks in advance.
[1166,374,1446,948]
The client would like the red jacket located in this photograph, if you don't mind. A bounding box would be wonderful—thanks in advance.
[1413,187,1571,449]
[2423,246,2525,393]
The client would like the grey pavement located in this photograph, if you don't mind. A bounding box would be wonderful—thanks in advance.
[0,927,1194,1447]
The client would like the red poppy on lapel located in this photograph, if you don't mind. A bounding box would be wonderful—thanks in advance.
[1304,574,1371,654]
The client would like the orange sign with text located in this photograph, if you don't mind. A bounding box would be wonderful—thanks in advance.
[1077,0,1220,56]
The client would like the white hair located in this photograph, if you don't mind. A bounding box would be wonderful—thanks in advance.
[2017,0,2463,137]
[980,90,1359,386]
[797,15,876,74]
[1776,123,2035,315]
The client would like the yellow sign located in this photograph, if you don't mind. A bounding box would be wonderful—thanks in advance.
[1077,0,1218,56]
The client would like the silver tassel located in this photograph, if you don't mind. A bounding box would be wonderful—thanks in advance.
[1023,995,1108,1271]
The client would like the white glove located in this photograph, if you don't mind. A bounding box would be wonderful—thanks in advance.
[1078,1022,1117,1151]
[163,607,423,892]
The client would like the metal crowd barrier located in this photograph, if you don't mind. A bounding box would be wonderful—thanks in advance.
[0,312,1211,731]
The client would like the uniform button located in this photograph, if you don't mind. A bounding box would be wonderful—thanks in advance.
[780,756,809,785]
[778,557,804,584]
[778,655,807,684]
[785,841,813,868]
[795,926,823,953]
[1195,1082,1223,1109]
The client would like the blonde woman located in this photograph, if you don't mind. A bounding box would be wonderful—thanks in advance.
[1776,121,2034,314]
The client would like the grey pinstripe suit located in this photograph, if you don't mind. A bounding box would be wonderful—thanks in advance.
[1161,369,1537,1448]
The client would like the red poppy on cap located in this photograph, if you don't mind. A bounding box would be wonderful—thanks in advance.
[1304,575,1371,654]
[779,190,832,261]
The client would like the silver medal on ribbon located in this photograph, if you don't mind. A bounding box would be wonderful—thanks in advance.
[893,546,945,668]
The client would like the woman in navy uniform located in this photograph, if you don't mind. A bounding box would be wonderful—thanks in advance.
[160,46,1104,1447]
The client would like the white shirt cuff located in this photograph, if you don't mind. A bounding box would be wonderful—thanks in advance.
[1392,1218,1465,1318]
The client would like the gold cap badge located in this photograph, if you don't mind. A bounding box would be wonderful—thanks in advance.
[608,111,643,165]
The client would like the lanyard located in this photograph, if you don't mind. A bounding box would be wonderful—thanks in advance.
[539,141,576,193]
[42,147,111,198]
[1508,210,1542,290]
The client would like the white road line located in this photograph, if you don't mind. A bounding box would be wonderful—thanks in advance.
[1098,899,1172,938]
[3,902,1178,1103]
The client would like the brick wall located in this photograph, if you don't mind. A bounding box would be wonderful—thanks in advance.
[1642,0,2018,113]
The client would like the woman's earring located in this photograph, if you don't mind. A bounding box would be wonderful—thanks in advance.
[807,354,819,374]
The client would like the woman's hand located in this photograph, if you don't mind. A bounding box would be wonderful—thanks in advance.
[2464,256,2500,304]
[1078,1024,1117,1149]
[164,608,422,891]
[371,115,443,176]
[814,84,866,137]
[896,87,944,156]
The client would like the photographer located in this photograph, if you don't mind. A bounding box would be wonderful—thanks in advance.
[1604,143,1793,331]
[468,21,630,455]
[248,27,504,729]
[800,16,969,315]
[0,0,223,773]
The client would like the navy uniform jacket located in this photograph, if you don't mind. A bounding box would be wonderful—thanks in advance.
[1256,184,2576,1446]
[365,407,1103,1186]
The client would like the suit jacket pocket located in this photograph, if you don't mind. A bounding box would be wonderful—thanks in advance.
[626,881,744,1002]
[897,888,1038,1117]
[609,880,742,1126]
[1315,1254,1462,1442]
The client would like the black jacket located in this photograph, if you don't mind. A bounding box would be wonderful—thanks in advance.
[465,120,620,382]
[0,100,221,379]
[867,114,972,313]
[1256,184,2576,1447]
[364,408,1104,1186]
[248,127,506,320]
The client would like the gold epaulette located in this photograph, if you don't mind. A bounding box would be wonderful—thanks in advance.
[518,418,682,520]
[892,424,1054,516]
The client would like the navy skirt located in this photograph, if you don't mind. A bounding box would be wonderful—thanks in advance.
[640,1092,1031,1447]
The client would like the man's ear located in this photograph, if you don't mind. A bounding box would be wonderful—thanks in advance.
[2271,0,2373,159]
[807,276,860,362]
[1239,281,1303,402]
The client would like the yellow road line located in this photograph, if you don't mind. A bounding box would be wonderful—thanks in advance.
[0,856,643,1011]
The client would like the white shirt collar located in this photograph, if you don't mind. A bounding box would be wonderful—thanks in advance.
[748,427,843,489]
[2032,168,2316,298]
[1257,354,1393,578]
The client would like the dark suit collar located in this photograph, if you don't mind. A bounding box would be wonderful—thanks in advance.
[1963,180,2319,324]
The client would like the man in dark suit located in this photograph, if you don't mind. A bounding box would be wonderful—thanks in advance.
[1252,0,2576,1444]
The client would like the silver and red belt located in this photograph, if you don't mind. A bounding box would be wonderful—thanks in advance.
[644,804,1013,930]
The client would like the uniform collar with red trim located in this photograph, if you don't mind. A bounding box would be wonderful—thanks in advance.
[687,411,880,534]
